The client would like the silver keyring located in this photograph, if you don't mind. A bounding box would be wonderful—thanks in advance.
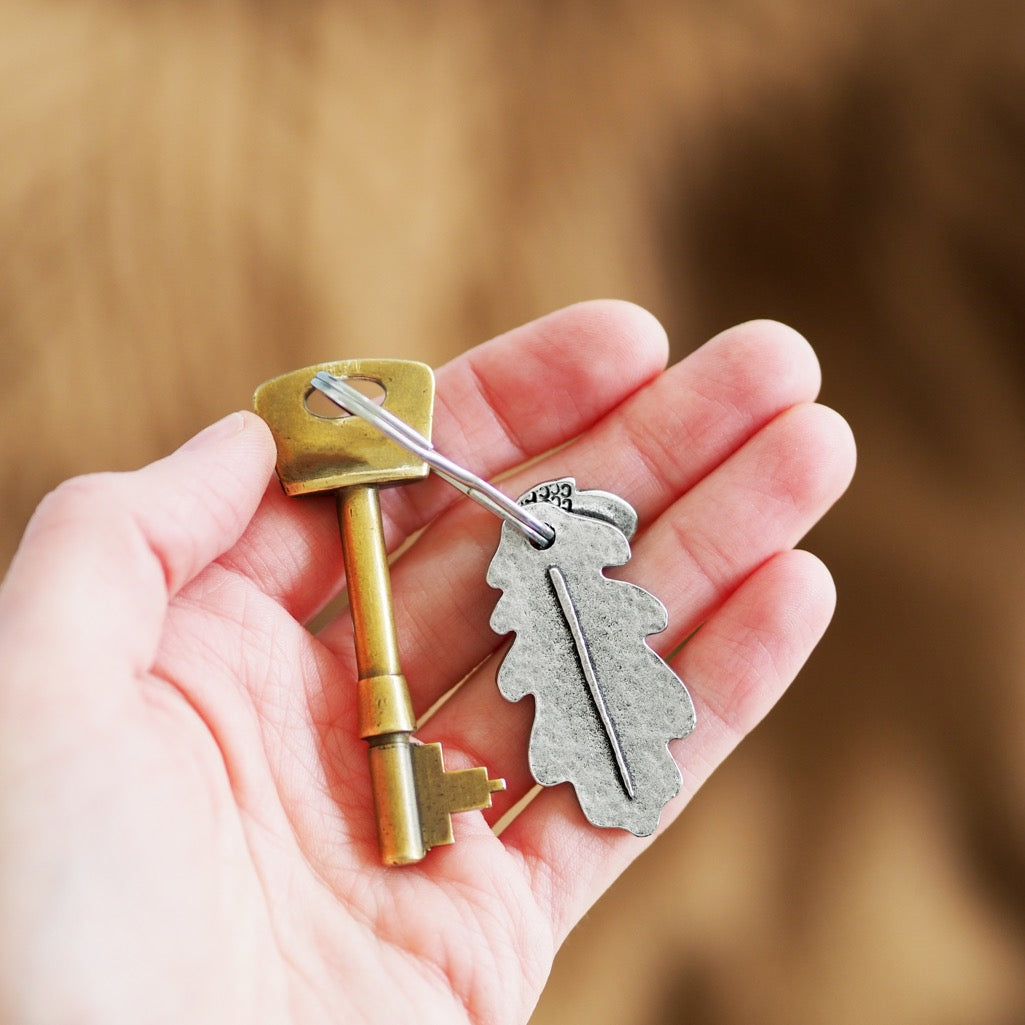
[310,371,556,548]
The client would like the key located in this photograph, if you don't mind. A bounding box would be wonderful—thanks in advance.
[487,479,696,836]
[255,359,504,865]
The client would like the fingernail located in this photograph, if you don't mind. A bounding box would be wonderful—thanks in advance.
[179,411,246,453]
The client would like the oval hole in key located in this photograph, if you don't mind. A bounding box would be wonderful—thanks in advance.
[304,377,386,419]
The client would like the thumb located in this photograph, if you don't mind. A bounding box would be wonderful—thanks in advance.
[0,411,276,691]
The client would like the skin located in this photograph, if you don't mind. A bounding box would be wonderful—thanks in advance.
[0,302,855,1025]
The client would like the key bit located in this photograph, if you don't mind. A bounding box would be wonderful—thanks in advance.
[254,359,504,865]
[412,743,506,849]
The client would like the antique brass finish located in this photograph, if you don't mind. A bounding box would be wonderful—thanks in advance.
[255,359,434,496]
[338,482,423,865]
[254,359,504,866]
[413,744,506,849]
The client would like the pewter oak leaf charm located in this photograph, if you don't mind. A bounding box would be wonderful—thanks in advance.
[487,482,696,836]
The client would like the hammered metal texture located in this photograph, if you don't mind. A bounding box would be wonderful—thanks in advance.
[488,494,696,836]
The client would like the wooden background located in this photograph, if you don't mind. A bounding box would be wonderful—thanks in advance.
[2,2,1024,1022]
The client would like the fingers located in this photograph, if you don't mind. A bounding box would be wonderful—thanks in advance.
[219,300,672,623]
[318,317,826,719]
[636,401,855,639]
[502,548,839,945]
[0,412,276,696]
[417,400,855,812]
[578,317,822,522]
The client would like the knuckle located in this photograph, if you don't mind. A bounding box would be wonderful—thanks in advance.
[29,472,127,540]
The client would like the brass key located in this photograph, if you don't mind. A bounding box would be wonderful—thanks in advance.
[255,359,504,865]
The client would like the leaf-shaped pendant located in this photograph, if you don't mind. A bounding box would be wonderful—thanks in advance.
[487,480,696,836]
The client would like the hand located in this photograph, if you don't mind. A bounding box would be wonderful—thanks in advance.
[0,302,854,1025]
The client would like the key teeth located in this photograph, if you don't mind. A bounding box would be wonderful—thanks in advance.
[412,742,506,851]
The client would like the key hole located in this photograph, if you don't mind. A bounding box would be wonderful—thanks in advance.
[305,377,386,419]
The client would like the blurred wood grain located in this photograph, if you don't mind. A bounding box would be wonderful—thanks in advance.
[2,2,1023,1022]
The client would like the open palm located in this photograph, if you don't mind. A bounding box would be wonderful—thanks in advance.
[0,302,855,1024]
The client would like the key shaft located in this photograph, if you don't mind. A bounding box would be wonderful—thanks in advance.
[339,483,424,864]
